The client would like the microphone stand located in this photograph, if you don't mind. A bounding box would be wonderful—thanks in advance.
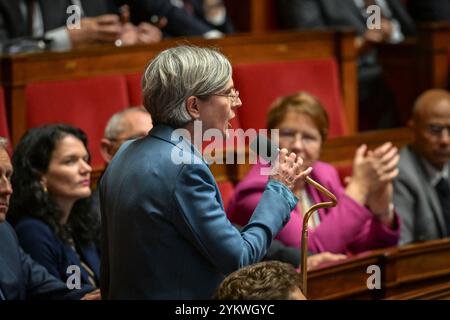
[300,176,337,297]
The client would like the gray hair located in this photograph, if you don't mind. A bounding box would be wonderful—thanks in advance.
[104,107,149,140]
[142,45,232,128]
[0,136,7,150]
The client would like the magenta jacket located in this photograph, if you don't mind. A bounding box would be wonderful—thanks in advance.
[227,162,400,254]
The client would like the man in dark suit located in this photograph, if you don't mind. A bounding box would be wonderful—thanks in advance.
[0,0,161,51]
[394,89,450,244]
[0,137,94,300]
[277,0,416,130]
[116,0,234,38]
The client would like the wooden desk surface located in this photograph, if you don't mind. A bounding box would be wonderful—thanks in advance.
[307,238,450,300]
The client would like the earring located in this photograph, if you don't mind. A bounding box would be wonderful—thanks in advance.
[42,184,48,193]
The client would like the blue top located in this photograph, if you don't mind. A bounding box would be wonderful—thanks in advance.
[14,217,100,289]
[99,124,298,299]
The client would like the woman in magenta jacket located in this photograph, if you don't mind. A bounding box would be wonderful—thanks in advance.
[228,92,401,255]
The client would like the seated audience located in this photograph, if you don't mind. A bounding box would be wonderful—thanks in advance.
[394,89,450,244]
[8,124,100,290]
[0,136,97,300]
[228,92,400,254]
[277,0,416,129]
[214,260,306,300]
[116,0,234,38]
[0,0,161,52]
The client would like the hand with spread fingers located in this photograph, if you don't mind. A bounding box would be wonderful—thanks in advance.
[345,142,399,226]
[270,148,313,192]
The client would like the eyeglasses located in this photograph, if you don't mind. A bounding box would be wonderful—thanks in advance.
[278,129,321,145]
[427,124,450,137]
[211,88,241,106]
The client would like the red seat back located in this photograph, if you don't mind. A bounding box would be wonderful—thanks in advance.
[233,58,347,137]
[0,87,12,155]
[26,76,129,167]
[126,73,143,106]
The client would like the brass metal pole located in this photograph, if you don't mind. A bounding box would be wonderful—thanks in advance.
[300,176,338,297]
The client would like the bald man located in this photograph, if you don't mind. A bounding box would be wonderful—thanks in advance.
[100,107,153,164]
[394,89,450,244]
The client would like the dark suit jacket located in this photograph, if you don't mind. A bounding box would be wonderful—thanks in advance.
[116,0,233,37]
[100,124,295,299]
[0,0,112,41]
[394,146,449,244]
[0,222,90,300]
[409,0,450,22]
[14,217,100,288]
[277,0,416,37]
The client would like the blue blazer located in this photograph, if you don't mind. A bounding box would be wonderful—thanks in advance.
[99,124,296,299]
[14,217,100,289]
[0,222,90,300]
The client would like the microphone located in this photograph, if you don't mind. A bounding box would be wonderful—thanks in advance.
[249,133,337,297]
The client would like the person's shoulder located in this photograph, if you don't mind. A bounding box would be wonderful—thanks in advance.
[15,217,54,239]
[312,161,338,176]
[0,221,17,242]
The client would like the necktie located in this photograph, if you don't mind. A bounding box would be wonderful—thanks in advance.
[435,177,450,237]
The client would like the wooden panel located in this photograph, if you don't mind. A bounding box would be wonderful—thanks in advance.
[307,239,450,300]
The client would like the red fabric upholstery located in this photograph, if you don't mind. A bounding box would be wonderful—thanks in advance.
[0,87,12,155]
[0,87,9,140]
[26,76,129,167]
[126,73,143,106]
[233,58,347,137]
[217,181,235,213]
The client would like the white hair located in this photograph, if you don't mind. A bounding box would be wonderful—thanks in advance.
[104,107,149,140]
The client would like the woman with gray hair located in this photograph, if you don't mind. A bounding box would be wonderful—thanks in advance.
[99,45,312,299]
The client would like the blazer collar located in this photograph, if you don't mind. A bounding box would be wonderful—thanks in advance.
[149,124,206,164]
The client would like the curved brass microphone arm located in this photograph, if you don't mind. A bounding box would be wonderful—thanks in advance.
[300,176,338,297]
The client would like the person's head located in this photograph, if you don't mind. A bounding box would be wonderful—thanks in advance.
[214,261,306,300]
[9,124,96,243]
[142,45,241,135]
[409,89,450,170]
[100,107,153,163]
[0,137,13,223]
[267,92,329,170]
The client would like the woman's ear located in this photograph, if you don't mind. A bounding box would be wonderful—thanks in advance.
[185,96,201,120]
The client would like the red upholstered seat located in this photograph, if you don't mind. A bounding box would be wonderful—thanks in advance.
[0,87,12,154]
[26,76,129,167]
[232,59,348,137]
[335,163,353,186]
[126,73,143,106]
[0,87,9,139]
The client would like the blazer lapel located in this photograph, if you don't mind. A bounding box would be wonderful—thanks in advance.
[409,148,447,236]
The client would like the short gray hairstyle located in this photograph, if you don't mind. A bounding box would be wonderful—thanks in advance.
[104,107,149,140]
[0,136,7,150]
[142,45,232,128]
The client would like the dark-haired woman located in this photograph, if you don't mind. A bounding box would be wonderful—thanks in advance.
[9,124,100,290]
